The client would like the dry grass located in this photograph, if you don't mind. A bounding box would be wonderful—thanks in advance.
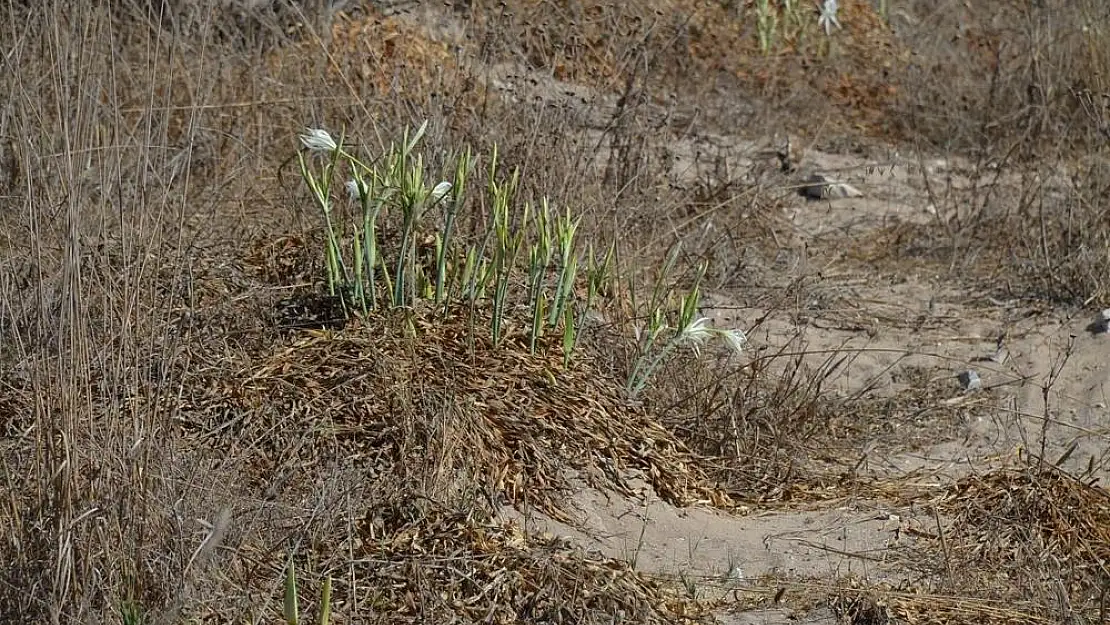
[876,0,1110,306]
[174,309,733,517]
[939,465,1110,618]
[888,0,1110,155]
[817,464,1110,625]
[3,0,1110,623]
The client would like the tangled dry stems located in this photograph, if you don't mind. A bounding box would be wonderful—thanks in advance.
[177,306,733,519]
[941,466,1110,611]
[339,498,711,624]
[814,465,1110,625]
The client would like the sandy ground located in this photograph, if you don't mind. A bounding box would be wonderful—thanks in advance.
[394,6,1110,622]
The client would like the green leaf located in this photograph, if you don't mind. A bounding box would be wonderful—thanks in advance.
[284,554,299,625]
[319,576,332,625]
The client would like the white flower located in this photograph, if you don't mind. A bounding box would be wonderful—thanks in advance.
[718,328,747,356]
[678,317,715,357]
[428,181,453,205]
[818,0,840,36]
[679,317,746,357]
[299,128,338,154]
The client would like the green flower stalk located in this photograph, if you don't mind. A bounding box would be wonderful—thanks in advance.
[437,147,472,308]
[626,258,746,397]
[550,203,581,329]
[755,0,777,55]
[297,132,347,294]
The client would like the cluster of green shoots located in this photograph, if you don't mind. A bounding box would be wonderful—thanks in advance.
[752,0,863,54]
[753,0,808,55]
[296,123,609,366]
[296,124,745,393]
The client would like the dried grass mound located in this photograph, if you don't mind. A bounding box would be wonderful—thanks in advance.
[937,466,1110,619]
[304,495,713,624]
[177,306,733,519]
[319,11,459,94]
[815,467,1110,625]
[252,9,462,100]
[829,587,1053,625]
[463,0,908,135]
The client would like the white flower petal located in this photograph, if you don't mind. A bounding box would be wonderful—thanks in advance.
[299,128,338,153]
[719,329,747,355]
[429,181,453,204]
[680,317,714,343]
[818,0,840,36]
[679,318,715,358]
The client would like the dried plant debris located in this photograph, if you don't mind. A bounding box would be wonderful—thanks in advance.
[941,467,1110,572]
[829,587,1053,625]
[174,306,733,519]
[271,293,348,330]
[310,497,716,625]
[798,468,1110,625]
[936,466,1110,619]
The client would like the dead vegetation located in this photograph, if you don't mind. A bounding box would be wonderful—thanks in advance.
[940,465,1110,616]
[2,0,1110,623]
[174,311,733,519]
[819,463,1110,625]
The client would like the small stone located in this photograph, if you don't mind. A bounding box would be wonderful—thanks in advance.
[801,173,864,199]
[958,370,982,391]
[1088,309,1110,334]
